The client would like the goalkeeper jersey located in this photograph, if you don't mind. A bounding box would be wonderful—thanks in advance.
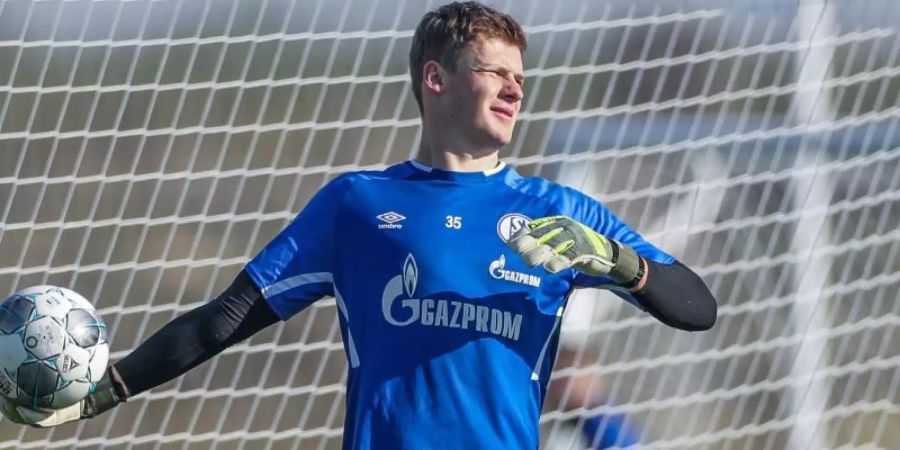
[245,160,674,450]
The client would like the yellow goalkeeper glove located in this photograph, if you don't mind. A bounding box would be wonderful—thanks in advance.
[508,216,644,287]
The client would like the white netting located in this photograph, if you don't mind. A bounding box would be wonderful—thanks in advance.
[0,0,897,449]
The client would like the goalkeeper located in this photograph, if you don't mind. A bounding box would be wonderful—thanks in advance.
[2,2,717,449]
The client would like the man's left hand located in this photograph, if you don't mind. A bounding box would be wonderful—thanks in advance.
[507,216,643,286]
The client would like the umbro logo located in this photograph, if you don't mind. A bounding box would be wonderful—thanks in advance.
[377,211,406,229]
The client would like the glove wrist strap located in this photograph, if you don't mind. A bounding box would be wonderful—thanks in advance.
[81,366,128,419]
[623,257,646,291]
[608,242,643,288]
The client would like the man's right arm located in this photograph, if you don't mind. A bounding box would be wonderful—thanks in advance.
[113,269,279,397]
[5,174,350,427]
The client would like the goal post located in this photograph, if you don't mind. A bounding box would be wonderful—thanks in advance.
[1,1,898,449]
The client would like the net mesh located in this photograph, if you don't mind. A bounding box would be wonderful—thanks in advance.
[0,0,897,449]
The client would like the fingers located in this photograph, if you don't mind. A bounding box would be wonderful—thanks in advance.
[515,217,572,251]
[542,255,573,273]
[509,215,621,277]
[15,406,54,427]
[0,397,66,428]
[525,217,570,242]
[508,234,576,274]
[571,254,615,277]
[526,216,567,231]
[0,397,25,424]
[0,399,50,427]
[508,217,578,272]
[33,402,81,427]
[508,233,556,268]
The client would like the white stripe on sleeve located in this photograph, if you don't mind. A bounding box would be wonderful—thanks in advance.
[531,306,564,381]
[334,286,360,368]
[261,272,334,298]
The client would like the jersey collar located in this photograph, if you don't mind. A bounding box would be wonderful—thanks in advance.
[406,160,509,183]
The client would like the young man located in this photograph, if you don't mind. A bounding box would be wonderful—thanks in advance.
[2,2,716,449]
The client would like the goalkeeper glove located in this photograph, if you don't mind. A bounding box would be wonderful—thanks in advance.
[508,216,645,288]
[1,366,127,428]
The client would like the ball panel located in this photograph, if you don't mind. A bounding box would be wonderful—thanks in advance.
[23,317,66,360]
[16,361,58,403]
[18,392,56,409]
[33,290,73,320]
[0,370,16,399]
[0,296,34,333]
[58,288,95,312]
[98,320,109,344]
[13,286,57,297]
[0,333,27,374]
[66,309,102,348]
[57,344,90,382]
[50,380,91,409]
[87,343,109,383]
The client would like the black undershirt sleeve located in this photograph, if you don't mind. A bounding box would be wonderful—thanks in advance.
[112,270,279,397]
[631,260,717,331]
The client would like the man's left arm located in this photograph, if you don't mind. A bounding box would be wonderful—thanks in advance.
[629,259,717,331]
[508,216,716,331]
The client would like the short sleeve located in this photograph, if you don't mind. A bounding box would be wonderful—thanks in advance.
[244,175,351,319]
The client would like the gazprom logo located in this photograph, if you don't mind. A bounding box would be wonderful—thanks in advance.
[497,213,531,243]
[403,254,418,297]
[382,254,420,326]
[489,254,541,287]
[381,253,524,341]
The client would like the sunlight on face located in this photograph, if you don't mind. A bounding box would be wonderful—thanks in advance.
[445,38,525,150]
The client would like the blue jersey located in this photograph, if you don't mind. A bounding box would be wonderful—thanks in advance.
[245,160,673,450]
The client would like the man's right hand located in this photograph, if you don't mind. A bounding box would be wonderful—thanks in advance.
[1,397,82,427]
[0,366,127,428]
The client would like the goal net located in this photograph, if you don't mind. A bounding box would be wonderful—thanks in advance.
[1,0,897,449]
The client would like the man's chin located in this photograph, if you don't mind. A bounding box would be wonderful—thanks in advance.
[482,136,512,151]
[485,128,514,148]
[468,124,514,150]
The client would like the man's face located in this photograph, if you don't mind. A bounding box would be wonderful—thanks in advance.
[442,38,524,149]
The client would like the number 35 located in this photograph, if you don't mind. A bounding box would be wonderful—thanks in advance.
[445,215,462,229]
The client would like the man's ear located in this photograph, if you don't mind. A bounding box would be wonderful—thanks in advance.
[422,60,445,95]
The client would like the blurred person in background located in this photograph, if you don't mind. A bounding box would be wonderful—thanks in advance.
[544,290,642,449]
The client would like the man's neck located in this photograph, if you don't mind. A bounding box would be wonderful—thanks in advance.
[416,148,500,172]
[415,132,501,172]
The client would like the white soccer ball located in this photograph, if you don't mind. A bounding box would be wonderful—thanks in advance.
[0,285,109,409]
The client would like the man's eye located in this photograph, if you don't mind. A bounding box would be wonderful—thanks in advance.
[475,68,522,87]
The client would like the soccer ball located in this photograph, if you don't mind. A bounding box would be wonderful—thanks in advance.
[0,285,109,409]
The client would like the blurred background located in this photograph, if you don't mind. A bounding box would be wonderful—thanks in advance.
[0,0,897,449]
